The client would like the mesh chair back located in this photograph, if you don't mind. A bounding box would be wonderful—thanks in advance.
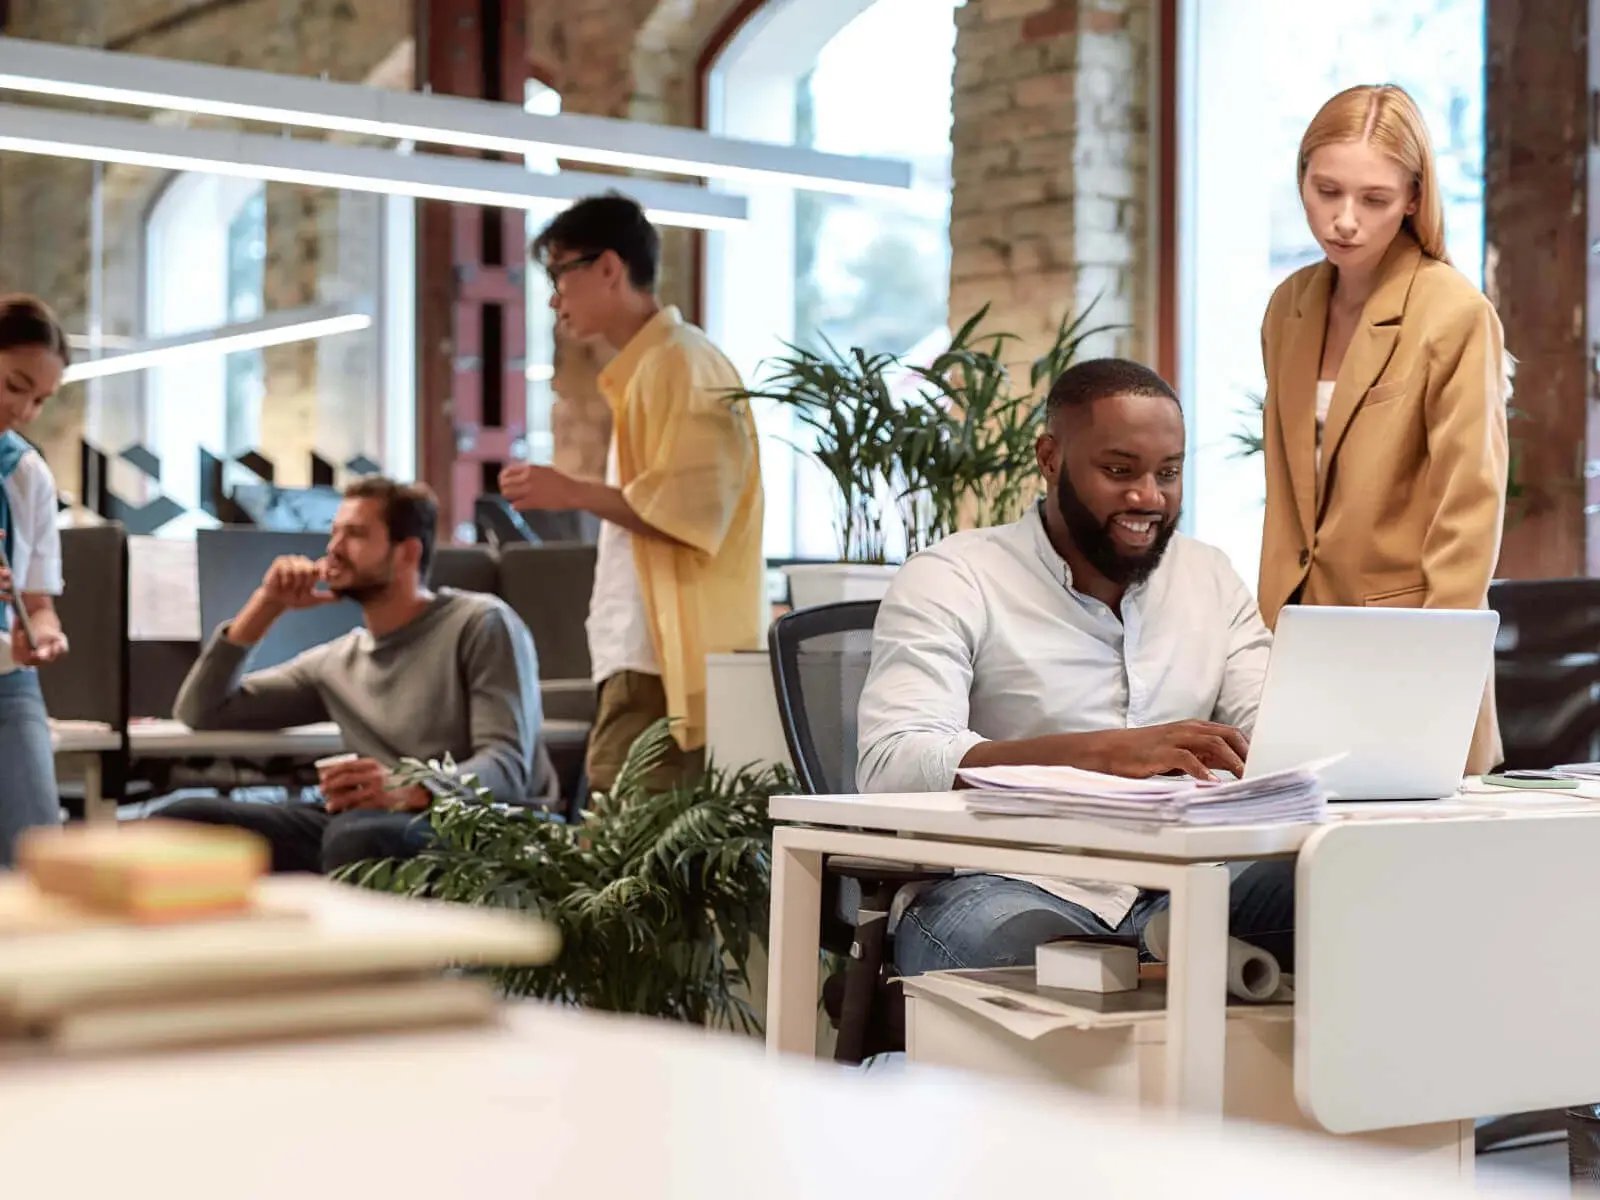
[1488,578,1600,769]
[768,601,880,794]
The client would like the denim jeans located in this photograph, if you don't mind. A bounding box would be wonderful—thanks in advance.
[893,860,1296,977]
[158,794,434,875]
[0,669,61,866]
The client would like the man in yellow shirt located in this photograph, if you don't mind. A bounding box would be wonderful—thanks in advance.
[500,193,765,794]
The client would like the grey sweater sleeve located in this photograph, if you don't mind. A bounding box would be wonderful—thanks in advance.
[453,605,542,802]
[173,628,331,731]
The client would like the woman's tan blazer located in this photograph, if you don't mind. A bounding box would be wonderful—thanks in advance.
[1258,232,1509,775]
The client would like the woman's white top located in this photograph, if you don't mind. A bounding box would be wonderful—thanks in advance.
[1314,379,1336,471]
[0,450,62,674]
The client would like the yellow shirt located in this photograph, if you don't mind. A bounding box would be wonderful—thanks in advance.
[597,307,766,751]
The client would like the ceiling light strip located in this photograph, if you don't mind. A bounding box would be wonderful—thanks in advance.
[0,37,910,197]
[0,103,748,231]
[63,308,373,383]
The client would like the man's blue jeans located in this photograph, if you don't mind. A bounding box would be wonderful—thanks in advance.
[0,669,61,867]
[893,860,1295,976]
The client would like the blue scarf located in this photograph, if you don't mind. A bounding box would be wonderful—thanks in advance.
[0,431,31,632]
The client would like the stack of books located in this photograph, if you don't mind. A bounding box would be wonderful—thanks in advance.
[956,762,1328,827]
[0,823,558,1056]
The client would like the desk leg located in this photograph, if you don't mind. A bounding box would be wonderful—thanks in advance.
[1163,862,1230,1116]
[80,756,115,827]
[766,827,823,1057]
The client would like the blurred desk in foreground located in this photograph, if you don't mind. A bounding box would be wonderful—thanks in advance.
[0,998,1520,1200]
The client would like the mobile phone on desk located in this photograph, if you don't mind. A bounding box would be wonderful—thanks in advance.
[1481,772,1578,790]
[0,538,36,652]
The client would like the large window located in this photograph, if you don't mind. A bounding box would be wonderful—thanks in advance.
[144,173,268,530]
[705,0,957,560]
[134,172,412,535]
[1179,0,1486,582]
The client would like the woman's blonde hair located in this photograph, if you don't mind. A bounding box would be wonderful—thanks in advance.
[1297,84,1448,263]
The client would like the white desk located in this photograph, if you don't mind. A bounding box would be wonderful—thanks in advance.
[48,721,123,827]
[768,789,1600,1132]
[53,720,591,826]
[127,719,347,759]
[768,791,1309,1116]
[0,1002,1534,1199]
[127,718,591,758]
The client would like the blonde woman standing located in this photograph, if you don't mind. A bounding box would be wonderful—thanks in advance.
[1258,84,1508,775]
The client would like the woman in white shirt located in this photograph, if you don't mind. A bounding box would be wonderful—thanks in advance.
[0,296,72,864]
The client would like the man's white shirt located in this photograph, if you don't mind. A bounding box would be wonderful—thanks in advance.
[856,504,1271,924]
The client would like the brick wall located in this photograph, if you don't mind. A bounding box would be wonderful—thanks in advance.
[950,0,1150,367]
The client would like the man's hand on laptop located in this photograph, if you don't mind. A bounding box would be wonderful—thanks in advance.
[1082,722,1248,781]
[962,721,1247,783]
[319,757,431,814]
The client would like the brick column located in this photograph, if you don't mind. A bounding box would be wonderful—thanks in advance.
[416,0,530,541]
[949,0,1151,367]
[1485,0,1595,577]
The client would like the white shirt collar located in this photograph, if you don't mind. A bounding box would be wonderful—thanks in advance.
[1026,500,1153,606]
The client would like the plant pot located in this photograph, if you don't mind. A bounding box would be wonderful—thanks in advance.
[705,652,791,773]
[784,563,899,611]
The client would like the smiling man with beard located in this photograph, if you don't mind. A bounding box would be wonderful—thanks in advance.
[157,477,541,875]
[857,358,1293,976]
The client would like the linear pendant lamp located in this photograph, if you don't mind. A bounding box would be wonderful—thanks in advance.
[0,37,911,197]
[63,305,373,384]
[0,104,746,231]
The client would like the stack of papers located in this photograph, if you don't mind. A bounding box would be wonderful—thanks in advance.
[1550,764,1600,781]
[956,761,1329,827]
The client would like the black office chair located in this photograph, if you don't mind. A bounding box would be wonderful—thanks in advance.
[475,495,601,547]
[430,545,499,594]
[40,523,134,815]
[768,600,949,1064]
[1488,578,1600,770]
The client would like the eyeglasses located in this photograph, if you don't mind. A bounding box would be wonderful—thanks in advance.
[545,252,602,291]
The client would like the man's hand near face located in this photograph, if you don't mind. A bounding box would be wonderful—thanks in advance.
[224,555,338,648]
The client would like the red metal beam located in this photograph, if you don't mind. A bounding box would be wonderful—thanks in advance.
[415,0,528,542]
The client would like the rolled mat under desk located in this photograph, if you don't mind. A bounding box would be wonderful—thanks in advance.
[1140,908,1282,1003]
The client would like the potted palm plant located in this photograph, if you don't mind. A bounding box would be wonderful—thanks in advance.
[342,721,794,1029]
[739,299,1116,609]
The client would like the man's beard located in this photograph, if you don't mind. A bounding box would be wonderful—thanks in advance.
[327,561,394,604]
[1055,470,1178,587]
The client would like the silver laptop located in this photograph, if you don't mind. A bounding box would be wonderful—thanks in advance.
[1243,606,1499,801]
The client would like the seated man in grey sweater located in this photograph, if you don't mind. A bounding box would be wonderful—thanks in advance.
[159,477,542,875]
